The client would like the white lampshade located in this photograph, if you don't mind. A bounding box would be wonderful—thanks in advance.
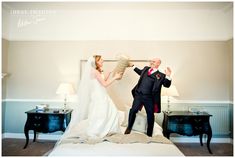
[161,85,179,97]
[56,83,75,95]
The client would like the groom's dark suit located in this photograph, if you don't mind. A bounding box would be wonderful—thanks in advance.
[127,66,171,136]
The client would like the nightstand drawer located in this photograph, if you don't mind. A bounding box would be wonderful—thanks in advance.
[192,117,207,124]
[29,114,44,122]
[34,115,42,120]
[27,114,47,131]
[32,123,43,131]
[193,126,203,132]
[169,116,190,124]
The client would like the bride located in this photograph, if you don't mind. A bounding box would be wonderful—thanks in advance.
[62,55,123,140]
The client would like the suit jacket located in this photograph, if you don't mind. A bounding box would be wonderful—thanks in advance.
[131,66,171,113]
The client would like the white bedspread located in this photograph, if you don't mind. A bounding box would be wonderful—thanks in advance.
[49,141,184,156]
[49,126,184,156]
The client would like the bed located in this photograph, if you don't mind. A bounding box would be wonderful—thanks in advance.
[48,111,184,156]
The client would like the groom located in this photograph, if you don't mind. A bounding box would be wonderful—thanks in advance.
[125,58,172,137]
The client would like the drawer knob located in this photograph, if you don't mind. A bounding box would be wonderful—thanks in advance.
[34,123,40,127]
[34,116,41,119]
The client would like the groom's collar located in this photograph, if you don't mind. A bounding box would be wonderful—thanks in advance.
[148,67,158,73]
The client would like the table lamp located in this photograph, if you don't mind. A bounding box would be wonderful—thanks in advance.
[161,85,179,113]
[56,83,75,111]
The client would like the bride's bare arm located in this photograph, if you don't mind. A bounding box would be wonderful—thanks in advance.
[95,70,121,87]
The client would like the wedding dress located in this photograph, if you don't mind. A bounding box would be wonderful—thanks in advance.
[60,56,121,140]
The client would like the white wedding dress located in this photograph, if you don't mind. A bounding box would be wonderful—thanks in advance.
[60,57,121,140]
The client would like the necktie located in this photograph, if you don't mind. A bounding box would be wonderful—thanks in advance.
[148,68,154,76]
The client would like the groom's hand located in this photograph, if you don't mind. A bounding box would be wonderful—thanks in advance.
[165,67,172,77]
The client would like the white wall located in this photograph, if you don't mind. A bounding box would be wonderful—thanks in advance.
[3,2,233,41]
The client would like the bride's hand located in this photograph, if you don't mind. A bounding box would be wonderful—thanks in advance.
[128,62,134,67]
[114,72,123,80]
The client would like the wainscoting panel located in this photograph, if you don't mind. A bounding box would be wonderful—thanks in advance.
[2,100,233,138]
[203,105,230,135]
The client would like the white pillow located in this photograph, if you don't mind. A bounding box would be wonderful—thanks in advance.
[117,110,125,126]
[132,112,147,133]
[153,122,163,136]
[121,105,147,127]
[132,115,163,136]
[121,105,163,136]
[121,105,131,127]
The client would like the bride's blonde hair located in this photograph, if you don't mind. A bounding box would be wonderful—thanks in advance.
[93,55,102,73]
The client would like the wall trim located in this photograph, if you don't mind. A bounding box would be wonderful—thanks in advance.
[2,99,233,104]
[2,133,233,144]
[2,99,66,102]
[3,37,234,42]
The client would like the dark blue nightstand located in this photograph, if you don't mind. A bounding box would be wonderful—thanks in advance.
[162,111,212,154]
[23,108,72,149]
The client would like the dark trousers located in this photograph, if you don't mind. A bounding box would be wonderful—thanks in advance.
[127,93,155,137]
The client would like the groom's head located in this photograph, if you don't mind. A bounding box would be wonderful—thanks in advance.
[150,58,161,69]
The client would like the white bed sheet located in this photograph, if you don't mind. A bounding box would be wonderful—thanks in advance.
[49,141,184,156]
[49,126,184,156]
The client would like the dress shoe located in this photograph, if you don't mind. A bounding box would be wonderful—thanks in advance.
[124,128,131,134]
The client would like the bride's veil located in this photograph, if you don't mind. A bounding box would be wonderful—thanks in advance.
[71,56,96,124]
[54,56,96,144]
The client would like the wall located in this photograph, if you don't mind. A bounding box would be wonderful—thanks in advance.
[227,39,233,138]
[5,40,232,102]
[2,39,233,137]
[2,38,9,99]
[2,38,9,133]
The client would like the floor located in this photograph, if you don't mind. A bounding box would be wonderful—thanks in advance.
[2,138,233,156]
[175,142,233,156]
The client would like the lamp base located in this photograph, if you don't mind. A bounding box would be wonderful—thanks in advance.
[165,110,172,114]
[62,108,68,112]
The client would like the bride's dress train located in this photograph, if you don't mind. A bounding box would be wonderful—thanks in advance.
[64,75,121,140]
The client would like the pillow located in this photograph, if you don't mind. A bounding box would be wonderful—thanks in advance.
[122,105,147,127]
[121,105,163,136]
[117,110,125,126]
[132,112,147,133]
[132,115,163,136]
[112,55,129,80]
[153,122,163,136]
[121,105,131,127]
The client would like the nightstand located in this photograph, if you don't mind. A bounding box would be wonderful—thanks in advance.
[162,111,212,154]
[23,108,72,149]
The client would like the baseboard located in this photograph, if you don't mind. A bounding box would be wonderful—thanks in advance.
[2,133,233,144]
[170,136,233,144]
[2,133,62,140]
